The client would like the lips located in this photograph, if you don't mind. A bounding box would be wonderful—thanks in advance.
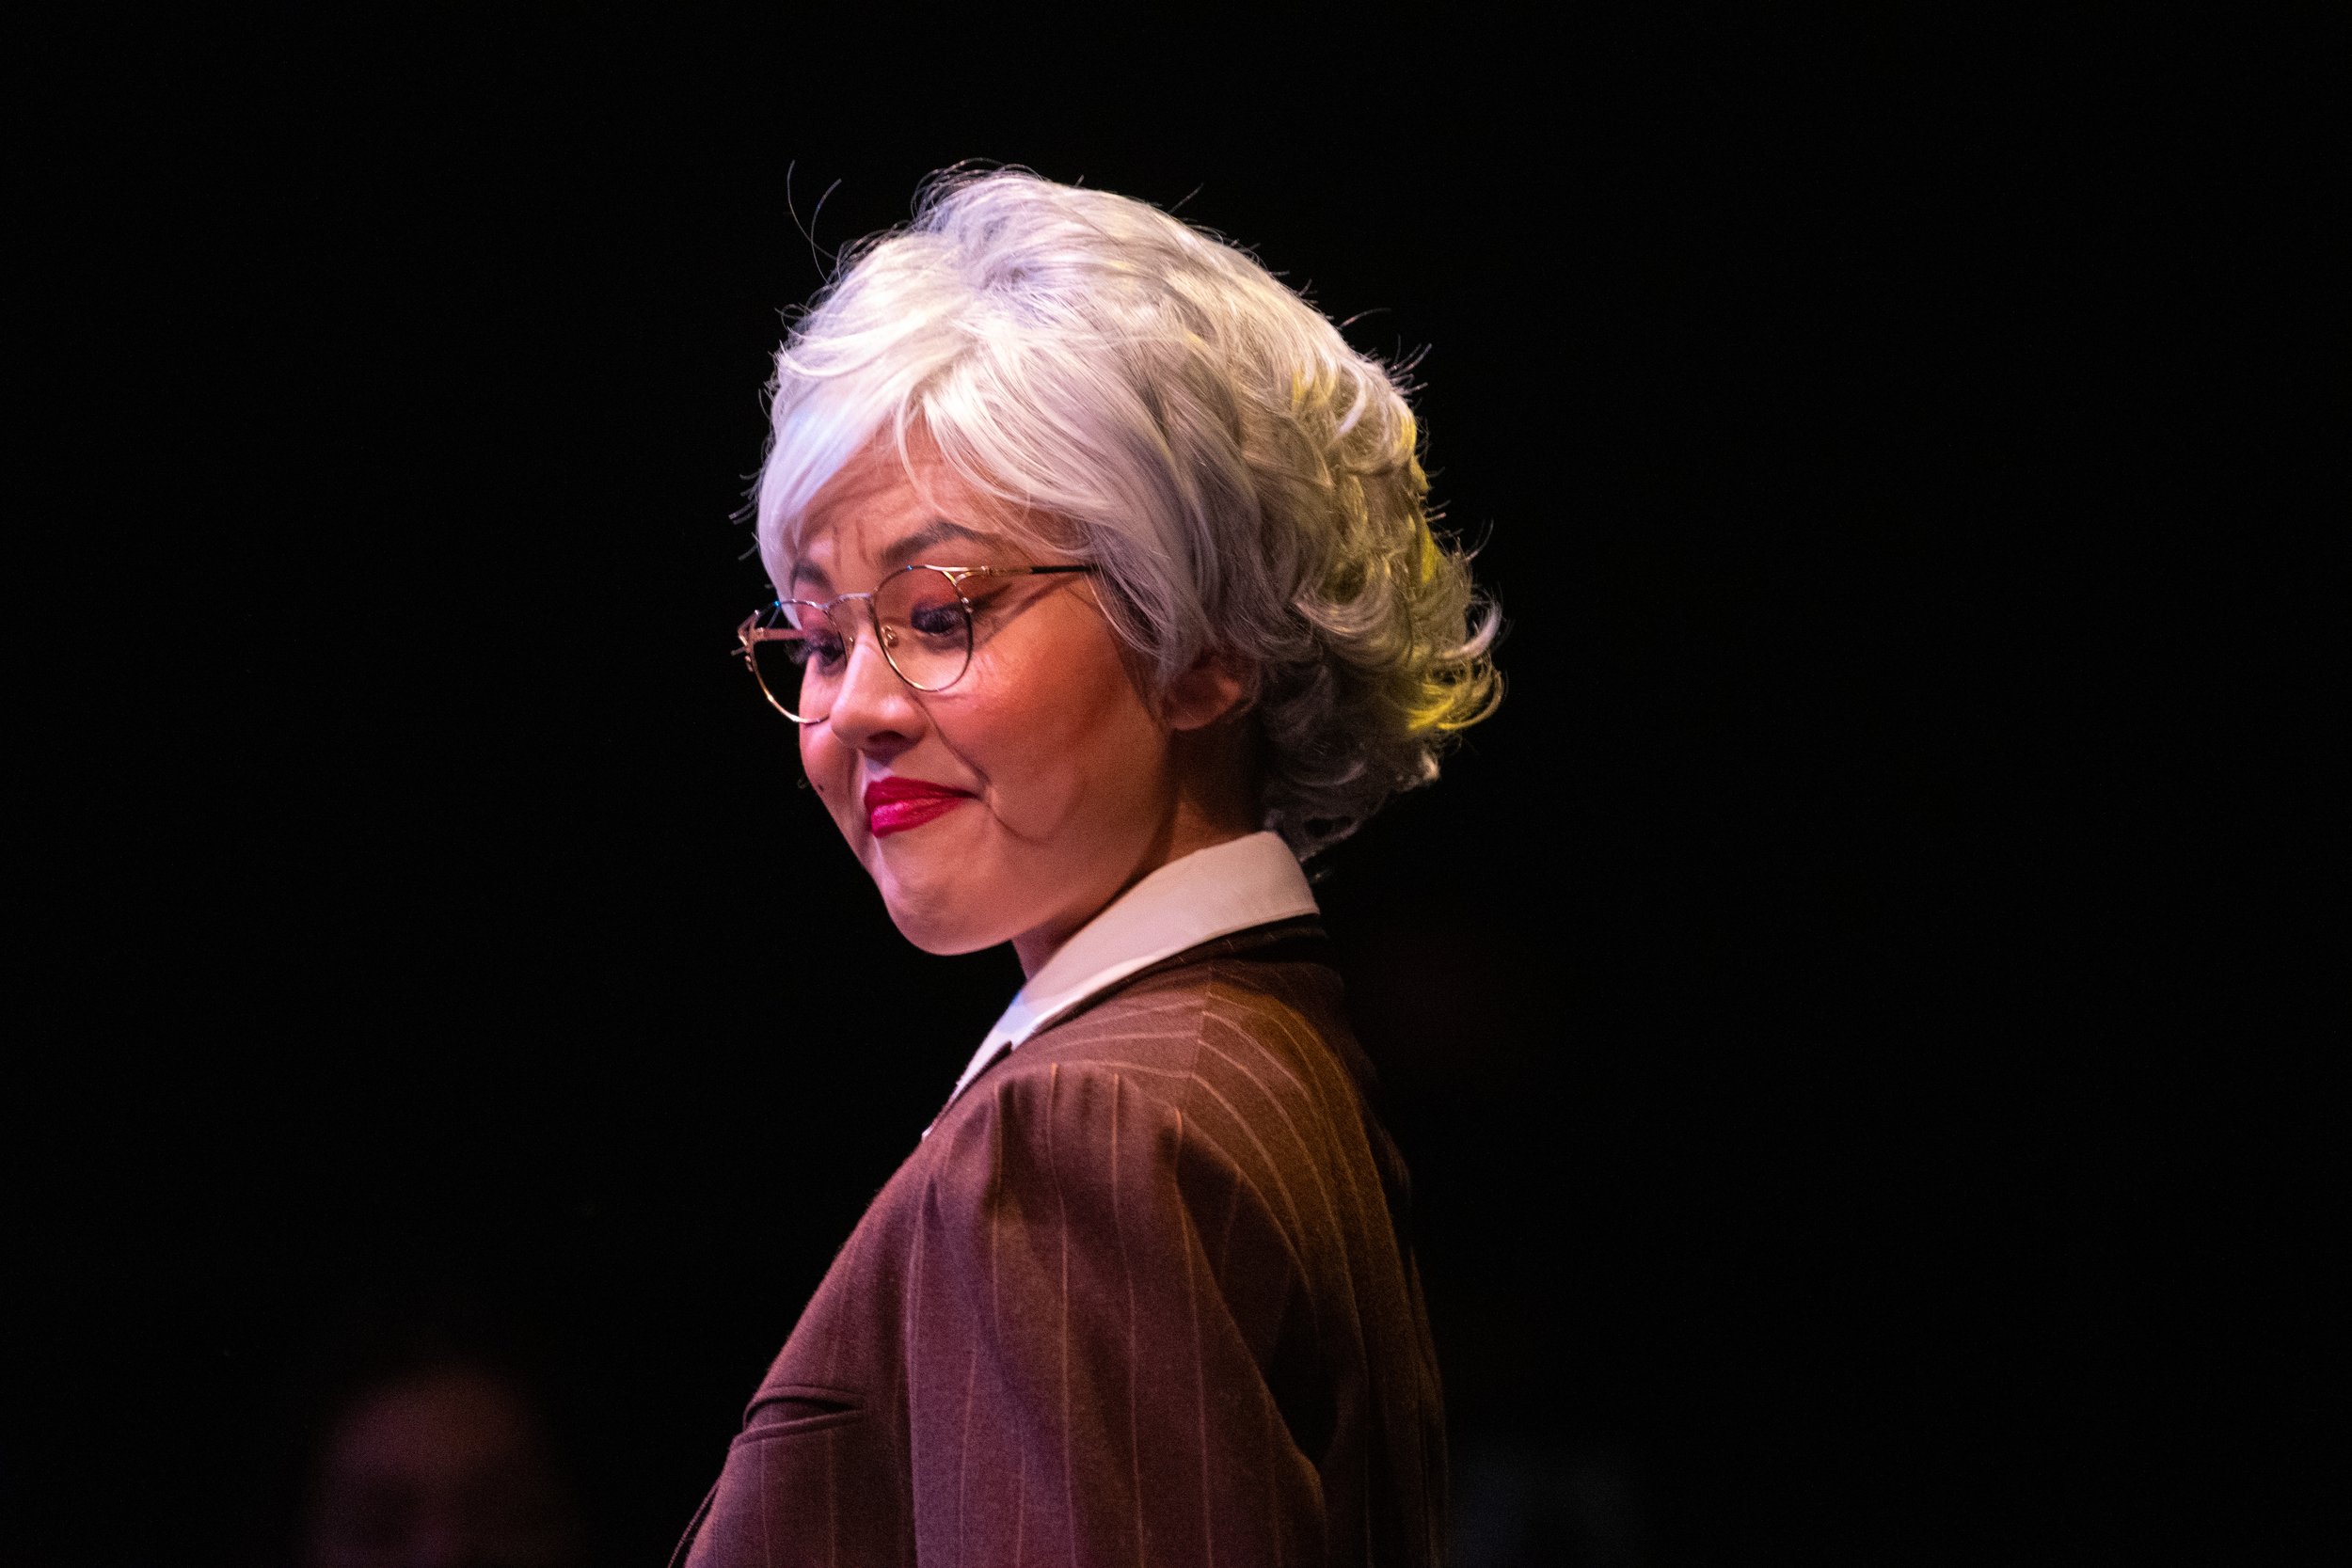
[863,776,976,838]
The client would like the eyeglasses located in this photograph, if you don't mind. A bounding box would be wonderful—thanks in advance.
[736,562,1099,723]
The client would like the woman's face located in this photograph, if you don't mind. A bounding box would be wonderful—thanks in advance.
[788,435,1191,973]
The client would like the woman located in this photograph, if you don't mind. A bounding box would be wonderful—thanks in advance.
[684,170,1498,1568]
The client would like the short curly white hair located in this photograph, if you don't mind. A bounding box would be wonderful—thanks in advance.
[755,169,1500,857]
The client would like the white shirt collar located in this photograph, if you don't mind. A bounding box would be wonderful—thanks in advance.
[928,832,1318,1132]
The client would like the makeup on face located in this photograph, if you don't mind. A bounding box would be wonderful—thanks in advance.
[863,775,977,838]
[788,431,1193,972]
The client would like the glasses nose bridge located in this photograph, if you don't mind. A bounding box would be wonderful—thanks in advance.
[748,567,997,721]
[837,587,913,675]
[825,602,920,719]
[827,585,879,634]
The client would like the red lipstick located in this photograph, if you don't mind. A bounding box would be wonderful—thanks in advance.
[863,776,975,838]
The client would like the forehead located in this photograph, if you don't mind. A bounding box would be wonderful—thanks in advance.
[782,436,1066,591]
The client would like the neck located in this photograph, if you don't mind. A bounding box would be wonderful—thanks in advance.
[1011,747,1257,978]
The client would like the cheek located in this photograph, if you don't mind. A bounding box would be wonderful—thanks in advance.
[799,728,852,817]
[963,650,1166,831]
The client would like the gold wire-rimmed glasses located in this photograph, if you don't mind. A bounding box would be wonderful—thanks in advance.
[735,562,1099,722]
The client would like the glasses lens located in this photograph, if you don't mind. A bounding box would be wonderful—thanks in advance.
[875,568,972,690]
[748,600,846,721]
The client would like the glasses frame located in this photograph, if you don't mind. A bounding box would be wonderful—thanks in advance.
[736,562,1100,723]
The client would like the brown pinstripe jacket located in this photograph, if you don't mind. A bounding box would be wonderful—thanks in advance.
[677,922,1446,1567]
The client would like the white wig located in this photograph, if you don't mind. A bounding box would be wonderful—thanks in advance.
[755,169,1501,857]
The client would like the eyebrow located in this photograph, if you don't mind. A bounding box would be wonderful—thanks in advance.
[787,517,1001,594]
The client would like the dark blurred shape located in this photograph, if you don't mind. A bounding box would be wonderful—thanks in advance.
[275,1282,590,1568]
[301,1361,584,1568]
[1448,1439,1646,1568]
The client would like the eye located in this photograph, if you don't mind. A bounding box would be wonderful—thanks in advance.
[908,599,966,641]
[795,628,849,669]
[895,579,969,642]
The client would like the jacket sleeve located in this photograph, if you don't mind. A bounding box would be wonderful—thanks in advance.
[903,1058,1327,1567]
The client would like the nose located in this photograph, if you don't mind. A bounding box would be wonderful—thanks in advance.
[820,622,925,754]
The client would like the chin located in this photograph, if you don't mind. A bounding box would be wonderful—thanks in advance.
[873,879,1011,957]
[883,908,1006,957]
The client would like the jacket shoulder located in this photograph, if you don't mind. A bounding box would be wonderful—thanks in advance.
[1012,935,1362,1119]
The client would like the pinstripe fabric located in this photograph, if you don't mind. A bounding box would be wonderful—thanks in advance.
[678,924,1445,1567]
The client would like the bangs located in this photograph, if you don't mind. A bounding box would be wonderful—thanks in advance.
[757,361,1097,591]
[755,377,907,586]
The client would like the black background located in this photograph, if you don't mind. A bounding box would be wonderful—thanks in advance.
[13,8,2321,1565]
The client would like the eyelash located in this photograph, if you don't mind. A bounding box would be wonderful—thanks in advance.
[790,597,975,671]
[791,633,845,670]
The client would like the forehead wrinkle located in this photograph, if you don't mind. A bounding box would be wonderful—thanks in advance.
[885,516,1001,566]
[789,515,1010,596]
